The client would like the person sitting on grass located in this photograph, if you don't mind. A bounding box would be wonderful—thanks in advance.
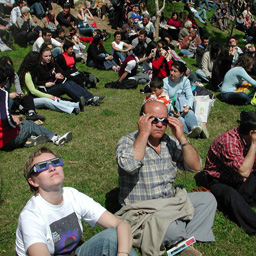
[15,147,138,256]
[0,63,72,150]
[203,111,256,235]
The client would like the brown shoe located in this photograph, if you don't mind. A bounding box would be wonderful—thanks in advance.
[179,246,202,256]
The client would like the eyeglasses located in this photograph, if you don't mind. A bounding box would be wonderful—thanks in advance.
[30,157,64,175]
[143,113,168,125]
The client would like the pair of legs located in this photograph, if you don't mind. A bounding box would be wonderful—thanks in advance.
[170,110,198,134]
[29,2,45,17]
[163,192,216,248]
[74,228,138,256]
[193,9,207,24]
[45,80,93,103]
[180,49,194,57]
[206,177,256,235]
[196,69,211,82]
[2,120,55,150]
[221,92,252,105]
[33,98,79,114]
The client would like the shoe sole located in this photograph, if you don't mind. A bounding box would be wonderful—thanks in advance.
[25,135,48,147]
[58,132,72,146]
[187,127,202,138]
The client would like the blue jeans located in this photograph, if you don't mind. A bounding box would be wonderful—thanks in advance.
[29,2,45,16]
[196,69,211,82]
[193,9,206,24]
[3,120,55,150]
[52,47,62,58]
[113,50,127,65]
[79,27,95,36]
[170,110,198,133]
[75,228,138,256]
[33,98,79,114]
[46,80,93,103]
[221,92,251,105]
[180,49,193,56]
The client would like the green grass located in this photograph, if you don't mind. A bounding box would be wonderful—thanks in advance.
[1,2,256,255]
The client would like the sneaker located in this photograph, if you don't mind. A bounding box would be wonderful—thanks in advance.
[179,246,202,256]
[26,113,45,121]
[79,96,85,112]
[25,135,48,147]
[88,96,105,106]
[53,132,72,146]
[194,81,204,87]
[187,126,202,138]
[72,108,80,115]
[200,123,209,139]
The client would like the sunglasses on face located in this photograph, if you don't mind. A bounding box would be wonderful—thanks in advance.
[143,113,168,125]
[30,157,64,175]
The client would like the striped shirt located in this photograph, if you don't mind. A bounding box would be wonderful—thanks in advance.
[116,131,187,205]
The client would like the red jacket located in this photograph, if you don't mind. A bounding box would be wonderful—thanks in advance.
[152,56,173,79]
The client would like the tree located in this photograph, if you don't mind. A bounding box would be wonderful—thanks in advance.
[154,0,166,39]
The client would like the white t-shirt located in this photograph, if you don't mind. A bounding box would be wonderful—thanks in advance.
[32,37,61,52]
[125,56,139,73]
[111,41,124,55]
[16,187,106,256]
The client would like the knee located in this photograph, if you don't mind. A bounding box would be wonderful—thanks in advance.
[102,228,118,252]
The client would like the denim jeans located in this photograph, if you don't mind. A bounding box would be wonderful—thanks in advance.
[221,92,251,105]
[33,98,79,114]
[52,47,62,58]
[98,53,118,70]
[74,228,138,256]
[196,69,211,82]
[170,110,198,133]
[193,9,206,24]
[46,80,93,103]
[3,120,55,150]
[180,49,193,56]
[113,50,126,64]
[29,2,45,16]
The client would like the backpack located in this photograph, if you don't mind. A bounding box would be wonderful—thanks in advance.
[105,79,138,89]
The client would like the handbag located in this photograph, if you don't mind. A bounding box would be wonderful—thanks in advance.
[235,81,255,95]
[193,95,215,123]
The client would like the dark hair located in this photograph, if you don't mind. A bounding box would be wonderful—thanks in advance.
[209,43,221,59]
[237,54,255,71]
[133,44,146,57]
[239,111,256,135]
[39,45,53,68]
[0,57,14,84]
[18,0,27,5]
[139,29,147,37]
[114,31,122,37]
[18,51,40,89]
[42,28,52,37]
[56,27,64,36]
[63,3,70,9]
[145,41,157,56]
[171,12,178,18]
[150,77,163,89]
[171,60,187,74]
[202,34,210,41]
[92,33,103,45]
[63,40,74,51]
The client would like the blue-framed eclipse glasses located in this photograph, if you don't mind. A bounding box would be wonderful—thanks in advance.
[30,157,64,175]
[143,113,168,125]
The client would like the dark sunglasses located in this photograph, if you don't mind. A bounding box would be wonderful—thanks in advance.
[30,157,64,175]
[143,113,168,125]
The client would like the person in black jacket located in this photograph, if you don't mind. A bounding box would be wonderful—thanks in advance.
[87,34,119,71]
[56,3,78,36]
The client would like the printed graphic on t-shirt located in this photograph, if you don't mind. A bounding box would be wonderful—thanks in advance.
[50,212,82,254]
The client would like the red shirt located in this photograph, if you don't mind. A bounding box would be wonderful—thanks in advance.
[152,56,173,79]
[204,127,255,184]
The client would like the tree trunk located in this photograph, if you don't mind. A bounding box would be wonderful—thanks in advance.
[154,0,166,40]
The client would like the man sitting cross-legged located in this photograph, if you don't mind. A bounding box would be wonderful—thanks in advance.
[116,100,217,255]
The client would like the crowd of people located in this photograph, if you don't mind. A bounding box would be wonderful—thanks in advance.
[1,0,256,255]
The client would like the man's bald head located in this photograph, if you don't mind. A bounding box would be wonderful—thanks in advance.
[140,100,168,117]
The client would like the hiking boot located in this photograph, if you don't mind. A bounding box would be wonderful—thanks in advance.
[26,113,45,121]
[179,246,202,256]
[79,96,85,112]
[187,126,202,138]
[53,132,72,146]
[87,96,105,106]
[25,135,48,147]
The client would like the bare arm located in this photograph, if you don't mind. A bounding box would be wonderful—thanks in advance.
[238,132,256,178]
[97,211,133,256]
[167,116,201,171]
[27,243,51,256]
[118,71,128,82]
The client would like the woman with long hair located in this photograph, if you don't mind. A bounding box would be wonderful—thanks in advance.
[221,54,256,105]
[163,61,202,138]
[18,51,81,115]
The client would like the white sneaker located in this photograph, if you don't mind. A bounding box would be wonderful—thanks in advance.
[25,135,48,147]
[53,132,72,146]
[187,126,202,138]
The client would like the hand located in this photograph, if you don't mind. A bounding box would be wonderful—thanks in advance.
[49,95,55,100]
[45,82,55,87]
[55,73,64,79]
[251,130,256,145]
[137,113,154,137]
[12,115,21,125]
[183,106,190,114]
[167,116,186,143]
[172,111,180,117]
[160,48,167,56]
[9,92,19,99]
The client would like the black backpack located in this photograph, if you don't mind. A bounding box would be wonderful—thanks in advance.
[105,79,138,89]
